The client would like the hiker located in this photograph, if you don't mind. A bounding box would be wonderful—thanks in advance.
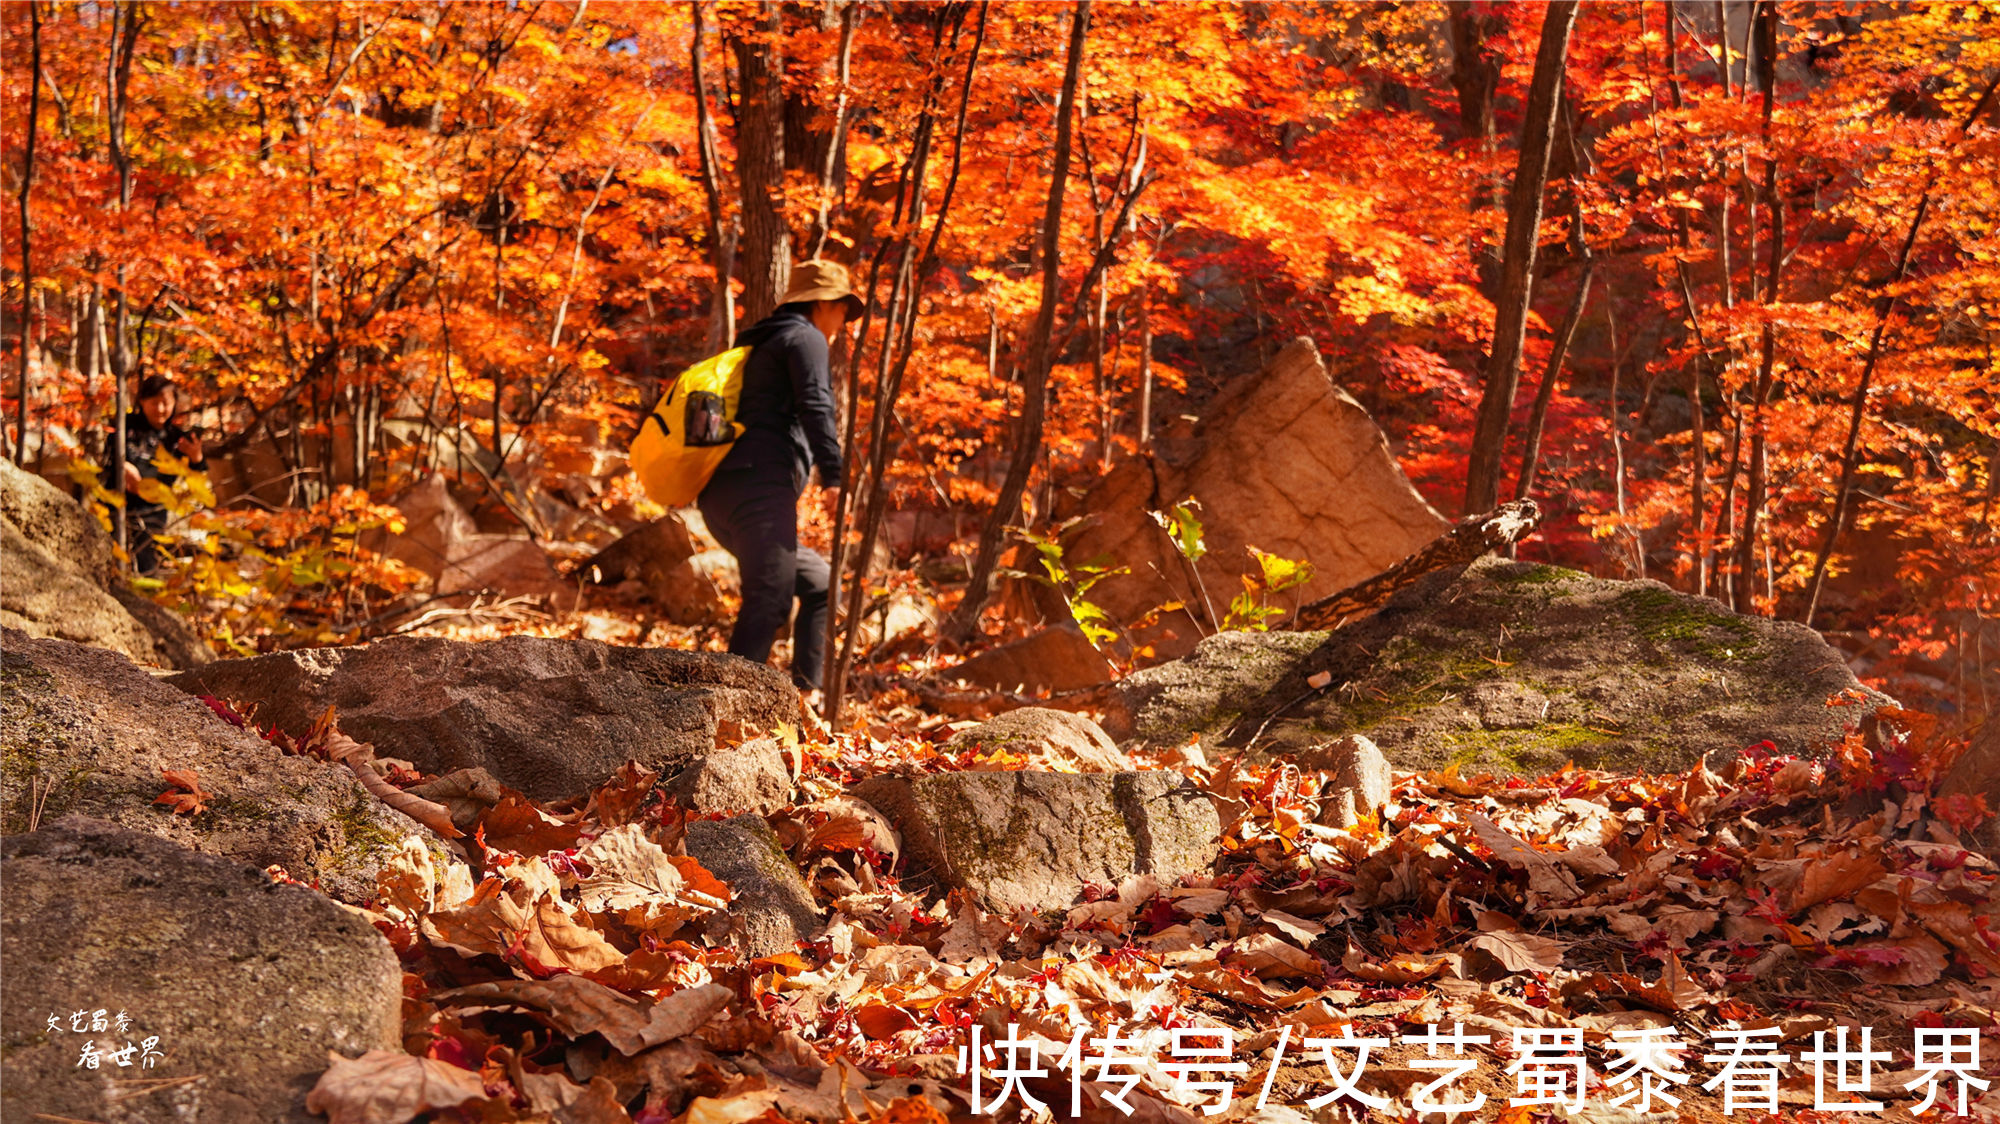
[698,260,862,697]
[103,374,206,574]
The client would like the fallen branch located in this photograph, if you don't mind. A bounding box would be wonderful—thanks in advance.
[1288,500,1543,632]
[326,730,464,840]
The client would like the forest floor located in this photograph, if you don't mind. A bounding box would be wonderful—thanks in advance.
[287,597,2000,1124]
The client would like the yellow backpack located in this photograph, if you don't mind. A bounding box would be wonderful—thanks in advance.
[629,346,753,508]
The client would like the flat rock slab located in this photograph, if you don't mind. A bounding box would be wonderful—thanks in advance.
[851,770,1221,914]
[169,635,798,801]
[0,817,401,1123]
[1115,557,1893,776]
[684,814,823,958]
[1,629,424,902]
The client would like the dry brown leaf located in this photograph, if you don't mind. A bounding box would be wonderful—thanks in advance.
[576,824,685,911]
[1463,812,1580,899]
[585,760,660,829]
[1844,933,1949,986]
[1223,931,1322,980]
[1340,946,1452,983]
[1786,844,1887,914]
[800,796,901,866]
[438,977,734,1056]
[483,793,586,855]
[1910,900,2000,974]
[304,1049,489,1124]
[1465,929,1563,975]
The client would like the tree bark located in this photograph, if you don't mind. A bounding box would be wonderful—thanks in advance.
[106,0,144,553]
[1513,259,1594,500]
[1462,0,1579,514]
[1731,0,1782,614]
[731,2,790,327]
[691,2,737,352]
[14,0,42,464]
[947,0,1090,642]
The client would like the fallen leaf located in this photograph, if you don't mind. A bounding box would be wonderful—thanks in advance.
[305,1049,489,1124]
[575,823,684,911]
[482,793,585,856]
[437,977,734,1056]
[1465,929,1563,975]
[154,767,211,816]
[1223,931,1322,980]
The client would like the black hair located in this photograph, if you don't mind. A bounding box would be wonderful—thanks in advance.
[136,375,175,401]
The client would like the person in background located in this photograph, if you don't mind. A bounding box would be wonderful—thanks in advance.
[697,260,862,702]
[104,374,204,574]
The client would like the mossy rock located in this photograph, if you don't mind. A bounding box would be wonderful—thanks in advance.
[1113,557,1890,777]
[1,629,431,902]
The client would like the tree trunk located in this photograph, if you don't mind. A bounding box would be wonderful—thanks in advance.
[691,2,737,352]
[947,0,1090,642]
[1731,0,1781,614]
[14,0,42,464]
[1447,2,1503,291]
[1513,259,1594,500]
[106,0,143,553]
[1462,0,1579,514]
[731,2,790,327]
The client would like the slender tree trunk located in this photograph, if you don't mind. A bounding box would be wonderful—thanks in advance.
[1448,3,1503,291]
[1463,0,1579,514]
[1513,259,1594,500]
[1731,1,1782,614]
[1662,1,1711,596]
[824,2,986,721]
[106,0,143,554]
[14,1,42,464]
[731,2,790,326]
[691,3,737,352]
[1137,285,1153,447]
[809,1,858,259]
[948,0,1090,643]
[1803,72,2000,625]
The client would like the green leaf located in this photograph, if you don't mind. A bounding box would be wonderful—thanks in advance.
[1148,497,1207,563]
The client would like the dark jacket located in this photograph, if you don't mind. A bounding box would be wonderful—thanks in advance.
[102,413,201,513]
[719,305,843,490]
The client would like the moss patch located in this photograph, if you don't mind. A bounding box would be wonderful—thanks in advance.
[1616,587,1762,662]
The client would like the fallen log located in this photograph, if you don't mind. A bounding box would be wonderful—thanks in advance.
[1288,499,1542,632]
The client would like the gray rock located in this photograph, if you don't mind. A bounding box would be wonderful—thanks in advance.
[1114,556,1892,777]
[1,629,425,902]
[851,770,1221,913]
[1297,734,1391,829]
[951,626,1113,694]
[684,814,823,958]
[0,817,401,1123]
[168,634,798,801]
[0,459,207,668]
[665,736,792,815]
[583,516,735,624]
[0,458,119,586]
[948,707,1133,772]
[1,515,162,665]
[1021,339,1449,661]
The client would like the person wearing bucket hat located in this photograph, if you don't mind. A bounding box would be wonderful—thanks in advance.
[696,259,863,697]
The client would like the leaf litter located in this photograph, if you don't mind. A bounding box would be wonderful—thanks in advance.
[261,698,1997,1124]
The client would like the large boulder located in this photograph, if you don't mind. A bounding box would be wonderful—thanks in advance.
[1114,556,1894,776]
[583,514,738,624]
[0,629,425,902]
[684,814,824,958]
[168,635,799,801]
[371,473,578,608]
[850,770,1220,913]
[950,625,1112,694]
[0,458,191,667]
[1034,339,1449,660]
[0,817,401,1123]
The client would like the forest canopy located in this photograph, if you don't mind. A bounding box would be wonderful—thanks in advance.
[2,0,1995,727]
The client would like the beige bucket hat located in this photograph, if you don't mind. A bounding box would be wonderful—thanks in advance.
[781,259,866,321]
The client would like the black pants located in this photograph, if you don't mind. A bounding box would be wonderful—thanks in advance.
[124,505,169,575]
[697,466,829,690]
